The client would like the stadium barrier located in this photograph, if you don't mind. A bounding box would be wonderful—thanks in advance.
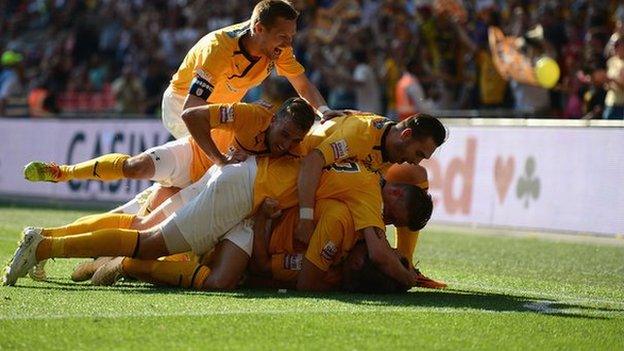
[1,117,623,237]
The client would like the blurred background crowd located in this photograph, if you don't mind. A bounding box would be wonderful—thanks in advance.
[1,0,623,119]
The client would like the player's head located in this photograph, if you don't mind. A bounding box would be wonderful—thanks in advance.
[386,114,446,165]
[341,241,410,294]
[381,182,433,231]
[267,97,315,156]
[250,0,299,60]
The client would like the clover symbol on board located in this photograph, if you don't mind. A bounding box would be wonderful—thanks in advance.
[516,157,540,208]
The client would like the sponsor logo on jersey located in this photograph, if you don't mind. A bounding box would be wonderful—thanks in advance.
[219,106,234,123]
[195,68,215,85]
[284,254,303,271]
[330,139,349,160]
[320,241,338,261]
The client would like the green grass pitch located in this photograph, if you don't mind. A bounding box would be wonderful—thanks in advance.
[0,205,623,350]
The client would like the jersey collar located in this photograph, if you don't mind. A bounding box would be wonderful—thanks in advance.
[377,121,395,163]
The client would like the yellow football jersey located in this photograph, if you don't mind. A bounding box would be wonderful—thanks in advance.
[268,199,358,284]
[170,21,304,102]
[188,101,279,182]
[253,157,385,232]
[300,114,396,174]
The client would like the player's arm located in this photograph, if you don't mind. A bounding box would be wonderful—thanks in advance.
[361,226,418,287]
[296,258,334,292]
[181,104,231,165]
[287,73,343,120]
[295,149,325,244]
[248,198,281,277]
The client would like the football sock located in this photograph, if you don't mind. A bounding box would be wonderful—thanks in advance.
[396,228,419,266]
[41,213,135,237]
[121,258,211,289]
[36,229,139,261]
[58,153,130,181]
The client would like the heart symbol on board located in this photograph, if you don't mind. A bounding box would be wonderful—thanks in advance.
[494,156,515,203]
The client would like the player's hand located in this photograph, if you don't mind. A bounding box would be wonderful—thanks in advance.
[259,197,282,219]
[223,149,249,165]
[320,109,346,123]
[294,219,315,244]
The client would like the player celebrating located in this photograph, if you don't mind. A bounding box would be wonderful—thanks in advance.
[295,113,447,287]
[4,155,427,288]
[162,0,338,139]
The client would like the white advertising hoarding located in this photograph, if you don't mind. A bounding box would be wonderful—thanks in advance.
[0,119,172,202]
[422,126,624,236]
[1,119,623,236]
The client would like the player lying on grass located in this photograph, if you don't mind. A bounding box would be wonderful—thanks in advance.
[4,153,428,288]
[71,190,428,293]
[293,112,447,287]
[24,111,447,287]
[20,97,316,280]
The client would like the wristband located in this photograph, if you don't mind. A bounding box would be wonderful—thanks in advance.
[299,207,314,220]
[317,105,331,116]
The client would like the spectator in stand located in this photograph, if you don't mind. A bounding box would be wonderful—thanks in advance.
[143,59,170,116]
[396,58,434,121]
[0,50,25,116]
[578,58,607,120]
[352,50,382,114]
[111,65,146,114]
[603,37,624,119]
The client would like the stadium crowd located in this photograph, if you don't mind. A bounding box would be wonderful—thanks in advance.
[1,0,624,119]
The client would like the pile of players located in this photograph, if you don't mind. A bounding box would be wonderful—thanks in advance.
[3,1,447,294]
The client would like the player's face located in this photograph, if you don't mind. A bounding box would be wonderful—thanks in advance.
[393,135,437,165]
[259,18,297,60]
[266,119,306,156]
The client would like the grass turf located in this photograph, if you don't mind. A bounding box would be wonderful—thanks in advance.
[0,205,623,350]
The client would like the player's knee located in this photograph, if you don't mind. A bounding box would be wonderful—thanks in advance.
[134,231,168,260]
[202,273,238,291]
[123,155,154,179]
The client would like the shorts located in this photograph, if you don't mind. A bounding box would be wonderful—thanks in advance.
[161,86,188,139]
[144,137,193,188]
[170,157,257,255]
[157,165,216,217]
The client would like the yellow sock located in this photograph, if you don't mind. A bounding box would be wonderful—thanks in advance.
[36,228,139,260]
[121,258,211,289]
[42,213,135,237]
[396,227,420,266]
[58,153,129,181]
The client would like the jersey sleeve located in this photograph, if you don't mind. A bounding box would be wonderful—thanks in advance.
[270,253,303,282]
[275,46,305,77]
[304,201,352,271]
[189,43,230,101]
[207,103,270,132]
[395,227,419,266]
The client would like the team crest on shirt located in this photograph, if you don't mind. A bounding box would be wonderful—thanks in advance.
[320,241,338,261]
[284,254,303,270]
[373,118,390,129]
[330,139,349,160]
[219,106,234,123]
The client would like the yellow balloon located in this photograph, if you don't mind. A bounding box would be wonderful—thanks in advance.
[535,57,560,89]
